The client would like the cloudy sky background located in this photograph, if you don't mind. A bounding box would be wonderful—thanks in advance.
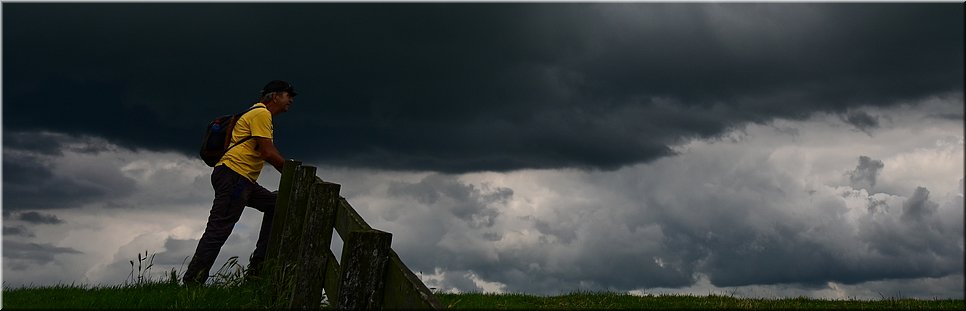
[3,2,964,299]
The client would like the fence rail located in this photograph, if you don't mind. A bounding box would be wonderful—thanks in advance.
[264,160,443,310]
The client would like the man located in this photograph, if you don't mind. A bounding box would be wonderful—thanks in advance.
[183,80,296,285]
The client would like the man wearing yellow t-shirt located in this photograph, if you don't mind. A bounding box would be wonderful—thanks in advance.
[184,80,295,286]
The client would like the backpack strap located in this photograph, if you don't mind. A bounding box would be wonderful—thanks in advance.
[224,105,270,153]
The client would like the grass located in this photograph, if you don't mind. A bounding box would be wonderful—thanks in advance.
[436,292,964,310]
[2,251,963,309]
[2,281,274,309]
[2,253,285,310]
[5,283,963,310]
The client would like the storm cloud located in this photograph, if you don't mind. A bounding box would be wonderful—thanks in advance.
[3,225,35,238]
[2,131,140,210]
[844,111,880,134]
[17,211,65,225]
[387,173,511,228]
[0,98,962,298]
[3,3,962,173]
[2,2,963,300]
[3,241,83,271]
[331,101,963,295]
[849,156,884,191]
[901,187,939,222]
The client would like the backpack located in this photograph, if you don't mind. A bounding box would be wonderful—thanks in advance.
[199,106,268,167]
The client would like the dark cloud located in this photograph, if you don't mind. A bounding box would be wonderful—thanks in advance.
[3,131,120,157]
[2,153,107,210]
[533,218,577,244]
[928,112,965,120]
[843,111,879,134]
[2,132,139,210]
[849,156,885,191]
[901,187,939,222]
[3,3,962,173]
[17,211,65,225]
[387,174,510,228]
[3,132,67,156]
[2,241,83,269]
[857,187,960,281]
[3,225,35,238]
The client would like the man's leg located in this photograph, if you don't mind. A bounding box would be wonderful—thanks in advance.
[245,183,277,278]
[183,166,252,285]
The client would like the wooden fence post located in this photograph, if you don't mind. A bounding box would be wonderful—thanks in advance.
[264,160,299,304]
[277,165,317,262]
[290,180,341,309]
[273,165,317,302]
[266,160,301,261]
[263,159,442,309]
[338,229,392,310]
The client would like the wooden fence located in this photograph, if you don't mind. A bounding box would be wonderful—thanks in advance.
[263,160,443,310]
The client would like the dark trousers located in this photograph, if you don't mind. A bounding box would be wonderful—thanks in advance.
[183,165,276,285]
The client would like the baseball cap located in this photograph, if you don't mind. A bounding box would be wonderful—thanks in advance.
[261,80,297,97]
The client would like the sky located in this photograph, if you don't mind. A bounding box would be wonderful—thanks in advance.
[2,2,964,300]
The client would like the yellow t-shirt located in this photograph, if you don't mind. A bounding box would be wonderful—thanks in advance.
[217,103,273,182]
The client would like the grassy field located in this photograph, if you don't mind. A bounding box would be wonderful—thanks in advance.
[4,280,963,310]
[4,255,962,310]
[437,292,964,310]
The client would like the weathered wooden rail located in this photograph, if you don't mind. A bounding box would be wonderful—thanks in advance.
[264,160,443,310]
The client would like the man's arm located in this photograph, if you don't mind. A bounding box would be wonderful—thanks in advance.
[256,137,285,172]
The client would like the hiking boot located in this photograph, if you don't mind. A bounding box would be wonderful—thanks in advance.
[182,271,207,287]
[246,256,264,279]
